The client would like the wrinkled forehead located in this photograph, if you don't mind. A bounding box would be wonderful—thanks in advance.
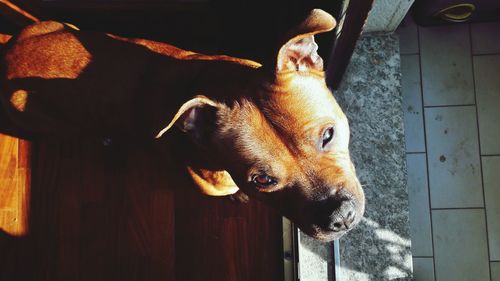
[227,99,295,167]
[261,74,347,129]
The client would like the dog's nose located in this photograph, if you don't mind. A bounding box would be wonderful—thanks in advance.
[330,205,356,232]
[315,195,357,232]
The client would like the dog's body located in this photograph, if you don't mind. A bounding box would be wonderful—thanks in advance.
[1,21,260,139]
[0,9,364,241]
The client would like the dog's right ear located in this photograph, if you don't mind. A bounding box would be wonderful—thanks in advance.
[275,9,336,72]
[156,95,219,140]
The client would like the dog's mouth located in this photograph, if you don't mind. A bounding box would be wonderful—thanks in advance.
[299,218,360,242]
[310,228,348,242]
[293,191,363,241]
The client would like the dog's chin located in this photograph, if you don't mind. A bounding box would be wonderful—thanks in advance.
[300,225,351,242]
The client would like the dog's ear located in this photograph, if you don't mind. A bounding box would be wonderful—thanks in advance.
[156,95,219,140]
[187,166,240,196]
[276,9,336,72]
[156,97,239,196]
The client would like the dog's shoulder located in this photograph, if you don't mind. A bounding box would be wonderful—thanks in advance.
[3,21,92,80]
[15,21,72,41]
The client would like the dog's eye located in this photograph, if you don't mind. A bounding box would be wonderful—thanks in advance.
[252,174,278,189]
[322,127,334,149]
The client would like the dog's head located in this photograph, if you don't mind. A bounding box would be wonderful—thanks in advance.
[157,9,364,241]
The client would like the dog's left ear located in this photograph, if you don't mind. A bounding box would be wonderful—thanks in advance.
[276,9,336,72]
[156,96,239,196]
[156,95,218,140]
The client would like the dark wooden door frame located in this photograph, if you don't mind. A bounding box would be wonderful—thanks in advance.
[327,0,375,90]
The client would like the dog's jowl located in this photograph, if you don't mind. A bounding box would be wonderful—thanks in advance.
[0,9,364,241]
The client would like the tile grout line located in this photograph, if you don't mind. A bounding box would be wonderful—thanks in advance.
[431,207,485,210]
[413,256,434,258]
[473,53,500,57]
[406,151,426,155]
[424,104,476,108]
[468,23,493,281]
[416,23,437,281]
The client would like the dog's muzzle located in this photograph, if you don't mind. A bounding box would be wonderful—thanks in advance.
[303,188,363,241]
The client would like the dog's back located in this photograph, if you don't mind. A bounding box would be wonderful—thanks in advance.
[0,20,262,139]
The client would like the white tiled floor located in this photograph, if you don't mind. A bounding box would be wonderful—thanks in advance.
[413,258,435,281]
[419,24,475,106]
[492,262,500,281]
[483,157,500,261]
[397,15,500,281]
[407,154,432,256]
[402,55,425,152]
[471,22,500,55]
[474,56,500,155]
[425,106,483,208]
[432,209,490,281]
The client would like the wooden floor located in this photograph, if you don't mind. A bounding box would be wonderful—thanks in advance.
[0,134,284,281]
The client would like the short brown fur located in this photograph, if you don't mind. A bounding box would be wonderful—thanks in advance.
[0,9,364,241]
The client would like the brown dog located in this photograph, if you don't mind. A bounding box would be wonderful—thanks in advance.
[0,9,364,241]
